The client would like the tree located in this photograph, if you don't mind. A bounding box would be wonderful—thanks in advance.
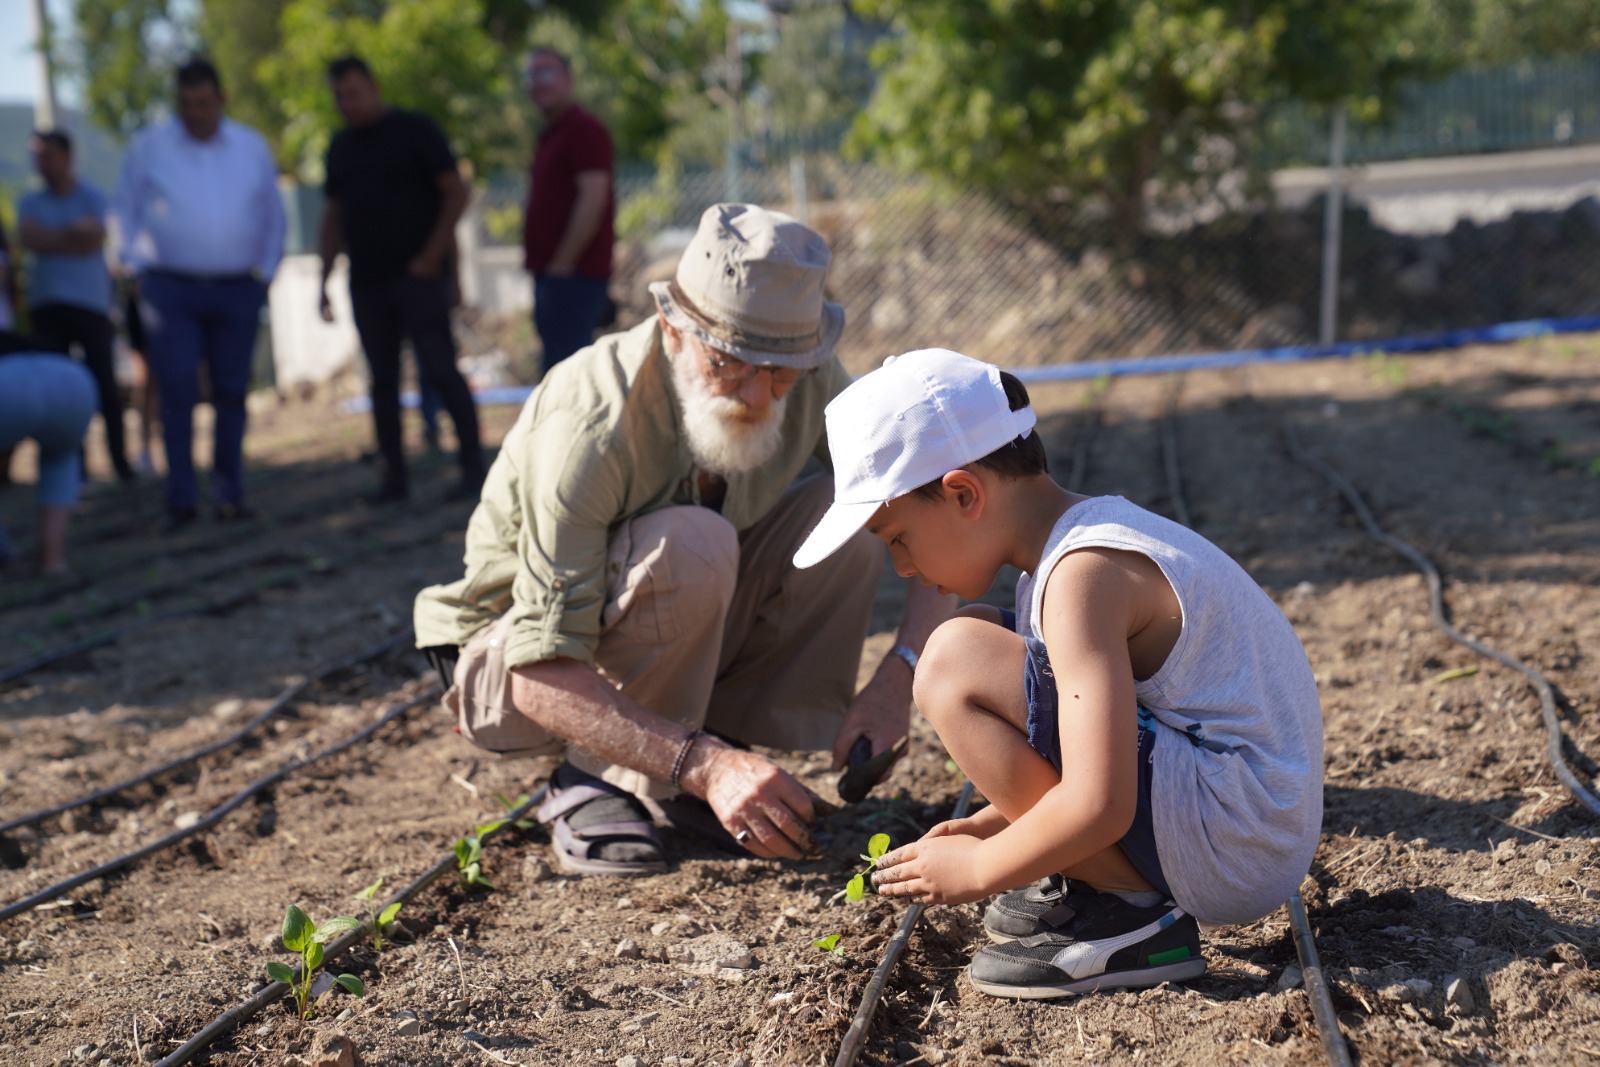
[850,0,1421,237]
[70,0,195,138]
[197,0,292,146]
[760,2,875,136]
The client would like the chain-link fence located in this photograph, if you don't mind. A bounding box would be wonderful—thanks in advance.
[468,54,1600,377]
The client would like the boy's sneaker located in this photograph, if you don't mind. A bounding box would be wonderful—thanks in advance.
[968,892,1205,999]
[983,873,1098,941]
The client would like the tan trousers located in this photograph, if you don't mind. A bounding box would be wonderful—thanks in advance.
[446,474,884,798]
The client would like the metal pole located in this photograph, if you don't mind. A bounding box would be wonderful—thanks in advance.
[28,0,60,131]
[1318,105,1347,346]
[789,155,809,225]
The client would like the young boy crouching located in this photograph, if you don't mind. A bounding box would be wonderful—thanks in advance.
[793,349,1324,999]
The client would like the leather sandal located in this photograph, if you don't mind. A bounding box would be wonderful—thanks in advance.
[536,764,667,877]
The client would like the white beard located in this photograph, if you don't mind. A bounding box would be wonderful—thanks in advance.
[670,338,789,477]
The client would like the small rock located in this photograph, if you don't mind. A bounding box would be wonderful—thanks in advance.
[1451,936,1476,949]
[616,897,634,909]
[1552,962,1568,976]
[650,921,673,936]
[666,934,754,971]
[161,956,181,972]
[173,811,202,830]
[308,1032,361,1067]
[335,1009,354,1022]
[729,1059,749,1067]
[615,938,641,960]
[393,1011,422,1038]
[662,1058,696,1065]
[461,1030,492,1045]
[72,1046,97,1062]
[521,855,554,885]
[1378,982,1414,1004]
[619,1011,659,1034]
[1292,581,1316,597]
[256,1024,273,1037]
[768,992,795,1005]
[616,1057,643,1067]
[1535,859,1552,875]
[1276,964,1304,992]
[1403,978,1433,1000]
[1446,977,1476,1013]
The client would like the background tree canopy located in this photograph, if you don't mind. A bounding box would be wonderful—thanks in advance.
[59,0,1600,223]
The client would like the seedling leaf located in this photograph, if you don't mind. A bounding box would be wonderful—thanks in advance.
[314,916,362,942]
[476,818,508,838]
[282,905,313,952]
[266,962,295,984]
[333,974,365,997]
[356,878,383,902]
[378,902,402,926]
[305,942,324,970]
[813,934,844,956]
[846,873,865,901]
[867,833,891,861]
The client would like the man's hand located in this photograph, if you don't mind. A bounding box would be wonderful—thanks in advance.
[407,250,442,279]
[543,259,575,279]
[829,668,912,772]
[683,743,818,861]
[318,286,334,323]
[870,834,991,906]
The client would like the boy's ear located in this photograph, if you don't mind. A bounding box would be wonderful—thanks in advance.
[941,469,983,516]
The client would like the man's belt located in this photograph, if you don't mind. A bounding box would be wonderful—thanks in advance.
[144,266,260,285]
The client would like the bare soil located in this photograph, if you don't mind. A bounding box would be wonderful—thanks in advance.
[2,333,1598,1067]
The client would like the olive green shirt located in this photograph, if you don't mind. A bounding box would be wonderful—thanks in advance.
[413,317,853,669]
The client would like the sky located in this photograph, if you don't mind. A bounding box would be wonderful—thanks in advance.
[1,0,77,107]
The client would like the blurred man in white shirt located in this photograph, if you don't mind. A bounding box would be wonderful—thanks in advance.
[115,57,286,532]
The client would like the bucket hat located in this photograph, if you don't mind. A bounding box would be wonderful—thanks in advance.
[649,203,845,369]
[793,348,1037,569]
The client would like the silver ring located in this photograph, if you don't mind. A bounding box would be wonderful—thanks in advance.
[734,829,750,843]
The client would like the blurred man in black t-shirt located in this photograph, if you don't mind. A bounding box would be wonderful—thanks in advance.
[318,54,484,503]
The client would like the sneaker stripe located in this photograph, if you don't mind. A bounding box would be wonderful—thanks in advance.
[1047,906,1187,980]
[1148,946,1193,966]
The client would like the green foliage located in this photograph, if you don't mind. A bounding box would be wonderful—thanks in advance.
[1357,350,1408,390]
[266,904,365,1020]
[454,833,493,889]
[1401,0,1600,65]
[354,878,403,952]
[851,0,1421,237]
[760,4,874,134]
[845,833,892,902]
[71,0,196,139]
[492,791,537,831]
[813,933,845,957]
[259,0,523,178]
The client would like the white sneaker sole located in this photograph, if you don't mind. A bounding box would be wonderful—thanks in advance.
[967,958,1208,1000]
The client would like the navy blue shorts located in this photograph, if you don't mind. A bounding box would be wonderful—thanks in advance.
[1019,629,1173,900]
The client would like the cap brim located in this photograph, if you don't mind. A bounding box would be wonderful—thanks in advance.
[792,497,883,570]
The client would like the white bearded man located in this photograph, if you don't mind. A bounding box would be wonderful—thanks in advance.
[414,203,953,876]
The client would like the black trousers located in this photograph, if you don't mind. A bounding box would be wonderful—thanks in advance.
[348,274,483,488]
[30,302,131,479]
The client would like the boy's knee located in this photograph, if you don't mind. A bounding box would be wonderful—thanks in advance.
[913,616,991,714]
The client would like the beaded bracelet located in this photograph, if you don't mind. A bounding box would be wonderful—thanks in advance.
[670,729,708,791]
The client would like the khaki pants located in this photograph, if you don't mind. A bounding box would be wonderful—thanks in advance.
[445,474,884,798]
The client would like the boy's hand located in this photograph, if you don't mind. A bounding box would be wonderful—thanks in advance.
[870,835,990,906]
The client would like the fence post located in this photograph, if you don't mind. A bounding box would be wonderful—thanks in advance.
[1318,105,1347,346]
[789,155,809,225]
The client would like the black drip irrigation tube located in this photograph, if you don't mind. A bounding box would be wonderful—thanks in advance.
[0,512,463,686]
[150,788,546,1067]
[1288,892,1354,1067]
[833,781,975,1067]
[1282,419,1600,819]
[0,628,414,837]
[0,685,440,924]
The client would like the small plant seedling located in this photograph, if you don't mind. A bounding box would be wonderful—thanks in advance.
[491,791,537,831]
[813,934,845,957]
[354,879,403,951]
[265,904,365,1020]
[454,834,494,889]
[845,834,892,901]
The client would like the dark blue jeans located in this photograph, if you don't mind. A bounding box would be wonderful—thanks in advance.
[139,273,265,512]
[533,274,611,374]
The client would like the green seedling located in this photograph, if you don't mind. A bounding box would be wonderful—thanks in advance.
[813,934,845,957]
[845,833,892,901]
[454,833,494,889]
[354,879,403,951]
[492,791,537,831]
[265,904,365,1020]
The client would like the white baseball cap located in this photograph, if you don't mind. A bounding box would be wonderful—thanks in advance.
[793,348,1037,569]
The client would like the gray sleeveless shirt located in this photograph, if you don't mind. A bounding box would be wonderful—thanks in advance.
[1016,496,1323,924]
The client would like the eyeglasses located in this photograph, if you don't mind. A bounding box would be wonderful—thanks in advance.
[704,350,810,387]
[524,65,565,86]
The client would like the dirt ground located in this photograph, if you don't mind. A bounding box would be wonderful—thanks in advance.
[1,332,1598,1067]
